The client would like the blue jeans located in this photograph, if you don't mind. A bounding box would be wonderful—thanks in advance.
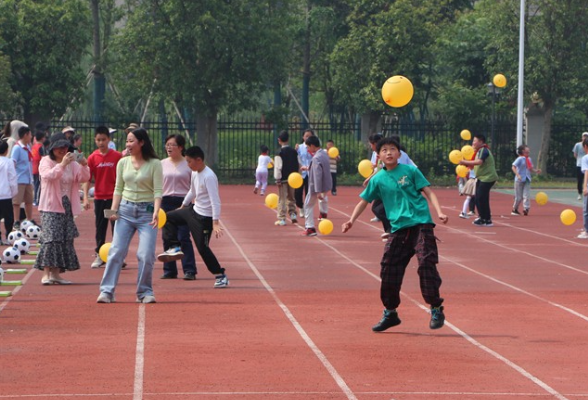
[583,194,588,232]
[99,200,158,299]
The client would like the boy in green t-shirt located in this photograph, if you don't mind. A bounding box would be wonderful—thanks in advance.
[342,137,448,332]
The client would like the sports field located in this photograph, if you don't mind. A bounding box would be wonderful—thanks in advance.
[1,185,587,400]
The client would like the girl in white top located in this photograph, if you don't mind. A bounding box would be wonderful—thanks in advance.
[254,144,272,196]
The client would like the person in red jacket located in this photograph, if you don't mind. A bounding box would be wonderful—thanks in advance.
[31,129,47,206]
[83,126,123,268]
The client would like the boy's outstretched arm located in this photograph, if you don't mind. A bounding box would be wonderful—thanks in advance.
[342,199,369,232]
[422,187,448,224]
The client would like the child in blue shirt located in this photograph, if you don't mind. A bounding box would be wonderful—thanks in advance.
[511,145,541,216]
[342,137,448,332]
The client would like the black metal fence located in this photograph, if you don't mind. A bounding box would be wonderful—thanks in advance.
[2,117,585,181]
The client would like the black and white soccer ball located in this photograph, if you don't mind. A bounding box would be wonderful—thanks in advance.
[7,230,24,245]
[13,239,31,255]
[20,220,34,233]
[2,247,20,263]
[26,225,41,240]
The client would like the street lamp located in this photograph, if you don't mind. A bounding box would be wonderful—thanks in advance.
[487,82,502,147]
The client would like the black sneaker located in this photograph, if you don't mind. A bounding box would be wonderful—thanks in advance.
[183,273,196,281]
[372,309,401,332]
[523,209,529,216]
[160,274,177,279]
[12,221,20,231]
[484,220,494,227]
[430,306,445,329]
[511,209,521,216]
[472,218,485,226]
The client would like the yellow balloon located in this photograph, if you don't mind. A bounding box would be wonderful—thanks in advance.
[99,242,111,263]
[328,147,339,159]
[318,219,334,235]
[381,75,414,108]
[358,159,374,178]
[560,209,576,226]
[461,145,475,160]
[158,209,167,229]
[449,150,463,165]
[455,165,468,178]
[288,172,303,189]
[265,193,278,209]
[267,162,273,169]
[493,74,507,88]
[535,192,548,206]
[460,129,472,140]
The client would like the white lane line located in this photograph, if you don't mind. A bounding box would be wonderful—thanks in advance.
[221,223,358,400]
[133,305,146,400]
[441,254,588,322]
[327,206,569,400]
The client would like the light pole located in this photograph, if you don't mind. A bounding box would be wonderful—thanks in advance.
[487,82,502,147]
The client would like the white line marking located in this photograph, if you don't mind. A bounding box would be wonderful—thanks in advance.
[327,205,569,400]
[221,222,358,400]
[133,305,146,400]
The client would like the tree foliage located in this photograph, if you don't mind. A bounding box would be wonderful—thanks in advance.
[0,0,91,122]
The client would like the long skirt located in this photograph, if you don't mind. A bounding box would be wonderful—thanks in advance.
[34,196,80,273]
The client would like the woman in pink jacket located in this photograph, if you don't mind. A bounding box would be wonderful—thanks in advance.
[35,133,90,285]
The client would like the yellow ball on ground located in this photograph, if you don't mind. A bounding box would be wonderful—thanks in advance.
[449,150,463,165]
[288,172,303,189]
[99,242,112,263]
[358,159,374,178]
[456,165,468,178]
[535,192,548,206]
[265,193,278,209]
[158,209,167,229]
[560,209,576,226]
[493,74,507,88]
[460,129,472,141]
[318,219,334,235]
[461,145,474,160]
[381,75,414,108]
[328,147,339,159]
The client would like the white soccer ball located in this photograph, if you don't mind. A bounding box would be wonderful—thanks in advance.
[13,239,31,255]
[20,220,33,233]
[2,247,20,263]
[7,230,24,245]
[26,225,41,240]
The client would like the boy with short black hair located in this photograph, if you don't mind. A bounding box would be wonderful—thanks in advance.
[274,130,299,226]
[157,146,228,288]
[83,126,123,268]
[343,137,448,332]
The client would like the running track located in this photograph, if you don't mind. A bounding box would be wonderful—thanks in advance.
[1,186,587,400]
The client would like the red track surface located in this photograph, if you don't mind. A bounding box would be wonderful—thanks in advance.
[1,186,587,400]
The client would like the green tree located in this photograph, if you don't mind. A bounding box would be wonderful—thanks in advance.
[111,0,295,165]
[480,0,588,173]
[0,0,91,123]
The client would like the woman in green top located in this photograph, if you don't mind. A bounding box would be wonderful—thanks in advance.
[97,128,163,304]
[459,134,498,227]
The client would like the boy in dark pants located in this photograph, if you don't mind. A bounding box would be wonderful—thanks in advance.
[342,137,448,332]
[157,146,228,288]
[83,126,123,268]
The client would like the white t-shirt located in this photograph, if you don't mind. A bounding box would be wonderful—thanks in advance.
[182,166,221,220]
[256,155,272,172]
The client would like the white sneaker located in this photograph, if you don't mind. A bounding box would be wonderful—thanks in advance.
[299,209,304,218]
[578,195,582,200]
[214,274,229,288]
[459,212,469,219]
[577,232,588,239]
[467,211,476,216]
[157,247,184,262]
[370,217,380,223]
[275,220,286,226]
[96,293,114,303]
[140,295,157,304]
[91,254,105,269]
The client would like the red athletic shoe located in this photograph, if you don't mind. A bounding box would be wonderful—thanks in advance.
[300,228,317,237]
